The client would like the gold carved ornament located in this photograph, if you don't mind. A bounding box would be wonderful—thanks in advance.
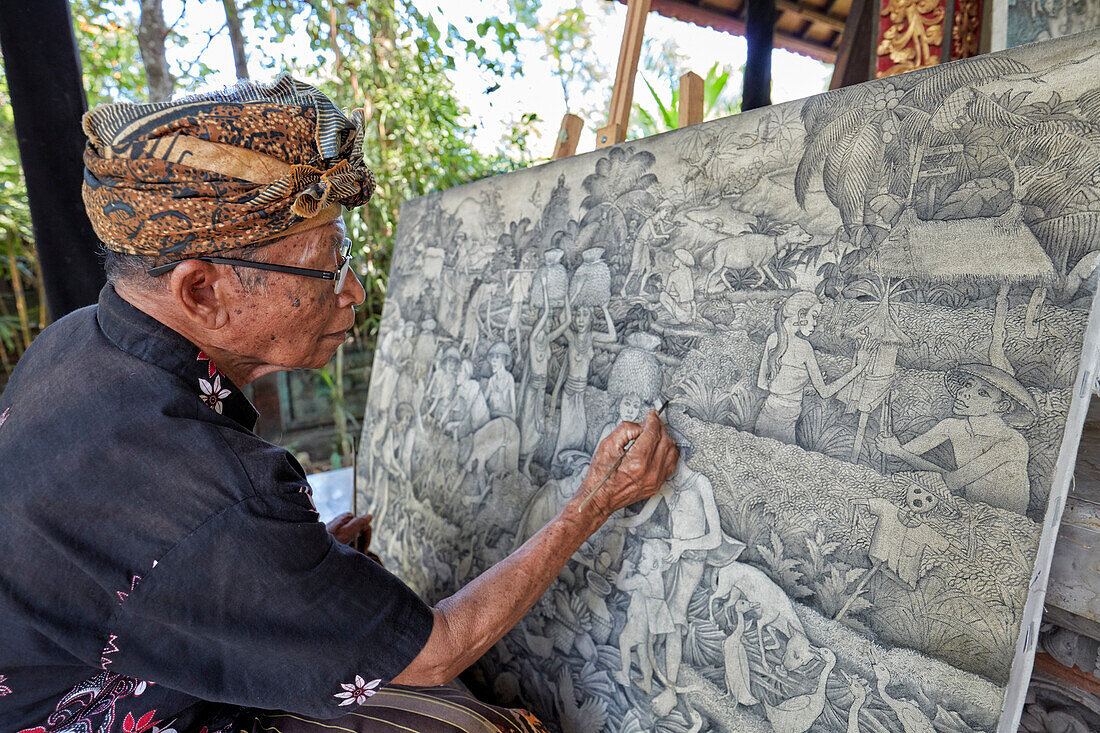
[951,0,982,61]
[876,0,946,79]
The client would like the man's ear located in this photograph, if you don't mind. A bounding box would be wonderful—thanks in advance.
[166,260,233,330]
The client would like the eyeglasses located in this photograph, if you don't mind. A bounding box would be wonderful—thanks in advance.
[147,238,355,294]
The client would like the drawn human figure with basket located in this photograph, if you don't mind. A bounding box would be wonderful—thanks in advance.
[755,291,867,444]
[876,363,1037,515]
[519,279,571,475]
[550,274,620,462]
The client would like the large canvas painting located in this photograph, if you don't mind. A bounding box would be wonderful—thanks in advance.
[1005,0,1100,48]
[358,30,1100,732]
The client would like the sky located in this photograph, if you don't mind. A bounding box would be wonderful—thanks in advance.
[160,0,834,157]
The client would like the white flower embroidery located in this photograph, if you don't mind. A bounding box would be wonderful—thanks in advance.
[334,675,381,706]
[0,407,9,428]
[198,376,231,414]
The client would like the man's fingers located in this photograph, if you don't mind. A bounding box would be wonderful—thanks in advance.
[606,420,644,452]
[630,409,667,458]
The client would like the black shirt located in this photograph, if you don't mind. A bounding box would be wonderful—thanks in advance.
[0,286,433,732]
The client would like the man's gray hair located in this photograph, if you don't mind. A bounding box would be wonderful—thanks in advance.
[100,241,275,293]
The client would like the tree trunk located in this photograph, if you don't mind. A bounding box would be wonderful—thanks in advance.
[138,0,175,101]
[222,0,249,79]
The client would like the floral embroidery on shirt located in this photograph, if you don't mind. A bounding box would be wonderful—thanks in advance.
[299,485,317,512]
[198,376,232,414]
[334,675,381,706]
[0,674,11,696]
[0,407,9,428]
[196,351,218,378]
[122,710,159,733]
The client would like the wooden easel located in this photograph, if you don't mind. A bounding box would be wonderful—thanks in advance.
[549,0,706,160]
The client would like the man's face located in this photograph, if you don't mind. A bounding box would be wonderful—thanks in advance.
[953,376,1005,417]
[221,221,365,372]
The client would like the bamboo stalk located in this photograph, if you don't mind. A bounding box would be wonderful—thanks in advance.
[34,250,47,329]
[7,238,32,353]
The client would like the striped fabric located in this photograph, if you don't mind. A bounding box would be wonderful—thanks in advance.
[244,684,549,733]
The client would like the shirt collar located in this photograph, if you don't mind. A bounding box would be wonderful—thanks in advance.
[96,285,259,431]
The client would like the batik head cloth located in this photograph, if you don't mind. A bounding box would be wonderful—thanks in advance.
[82,74,376,257]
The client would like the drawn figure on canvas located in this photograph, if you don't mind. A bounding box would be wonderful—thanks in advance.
[622,204,677,296]
[872,663,936,733]
[598,392,649,445]
[485,341,517,421]
[717,598,760,708]
[849,479,949,594]
[367,402,416,526]
[615,537,677,694]
[658,249,699,324]
[711,555,813,672]
[515,451,591,547]
[505,250,538,356]
[756,291,866,444]
[443,359,490,439]
[519,283,571,474]
[877,363,1037,514]
[553,296,617,462]
[424,345,461,423]
[619,438,735,714]
[373,321,415,410]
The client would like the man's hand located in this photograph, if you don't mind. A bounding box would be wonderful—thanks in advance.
[326,512,373,550]
[571,410,679,522]
[876,434,903,457]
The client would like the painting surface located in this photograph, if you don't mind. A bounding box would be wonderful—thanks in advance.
[1006,1,1100,47]
[358,31,1100,733]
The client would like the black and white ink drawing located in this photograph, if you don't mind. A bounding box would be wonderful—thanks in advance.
[359,31,1100,733]
[1006,0,1100,49]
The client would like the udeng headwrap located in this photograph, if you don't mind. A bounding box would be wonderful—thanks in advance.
[82,74,376,257]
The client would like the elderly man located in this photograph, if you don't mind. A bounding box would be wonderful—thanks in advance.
[0,76,678,733]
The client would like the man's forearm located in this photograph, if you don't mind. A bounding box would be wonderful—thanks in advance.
[392,491,605,686]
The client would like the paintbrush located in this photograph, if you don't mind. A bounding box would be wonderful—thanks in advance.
[577,398,671,513]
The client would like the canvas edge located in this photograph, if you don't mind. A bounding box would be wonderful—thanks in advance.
[997,283,1100,731]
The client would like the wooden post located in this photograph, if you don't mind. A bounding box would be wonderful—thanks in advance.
[0,0,105,320]
[551,113,584,160]
[743,0,775,111]
[829,0,876,89]
[598,0,651,148]
[678,72,704,128]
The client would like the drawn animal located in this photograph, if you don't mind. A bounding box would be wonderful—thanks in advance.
[846,674,869,733]
[458,417,519,476]
[763,648,836,733]
[722,599,760,707]
[873,663,936,733]
[704,223,814,292]
[671,202,755,254]
[711,560,813,670]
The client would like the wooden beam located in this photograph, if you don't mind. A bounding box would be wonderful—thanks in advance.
[829,0,875,89]
[603,0,652,146]
[551,113,584,159]
[678,71,704,127]
[595,123,623,149]
[616,0,838,63]
[743,0,775,111]
[775,0,846,31]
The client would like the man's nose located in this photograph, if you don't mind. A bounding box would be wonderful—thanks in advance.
[340,269,367,308]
